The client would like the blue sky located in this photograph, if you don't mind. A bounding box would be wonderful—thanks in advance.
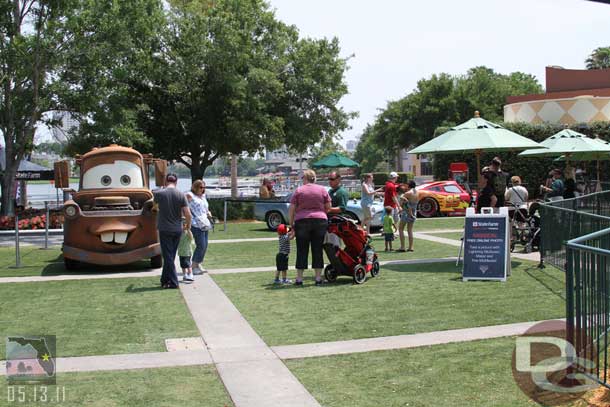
[269,0,610,146]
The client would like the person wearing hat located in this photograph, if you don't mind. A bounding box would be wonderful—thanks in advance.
[540,169,565,199]
[153,173,192,289]
[273,224,293,284]
[383,171,401,224]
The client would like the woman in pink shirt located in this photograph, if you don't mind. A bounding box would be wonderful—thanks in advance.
[289,169,331,286]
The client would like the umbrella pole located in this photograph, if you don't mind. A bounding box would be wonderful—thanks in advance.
[475,151,482,187]
[597,160,602,192]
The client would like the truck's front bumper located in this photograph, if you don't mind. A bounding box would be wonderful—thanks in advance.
[62,243,161,265]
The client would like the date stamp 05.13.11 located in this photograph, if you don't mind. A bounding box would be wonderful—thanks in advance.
[5,335,67,404]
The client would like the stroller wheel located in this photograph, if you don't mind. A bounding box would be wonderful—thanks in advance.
[353,264,366,284]
[510,241,515,253]
[370,260,380,277]
[324,264,337,283]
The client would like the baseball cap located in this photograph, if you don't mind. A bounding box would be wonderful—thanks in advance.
[277,224,288,235]
[389,171,398,179]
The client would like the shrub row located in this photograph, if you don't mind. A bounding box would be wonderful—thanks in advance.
[208,199,254,221]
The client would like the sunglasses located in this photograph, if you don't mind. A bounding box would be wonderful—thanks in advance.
[328,177,338,181]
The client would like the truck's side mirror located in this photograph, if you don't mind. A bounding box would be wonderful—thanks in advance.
[54,161,70,189]
[154,160,167,187]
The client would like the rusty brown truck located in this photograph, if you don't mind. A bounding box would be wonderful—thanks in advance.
[55,145,167,270]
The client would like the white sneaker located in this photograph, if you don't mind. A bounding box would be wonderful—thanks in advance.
[185,272,195,282]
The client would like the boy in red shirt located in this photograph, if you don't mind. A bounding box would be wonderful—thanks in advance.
[384,172,401,224]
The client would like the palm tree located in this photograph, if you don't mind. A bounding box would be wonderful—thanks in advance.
[586,47,610,69]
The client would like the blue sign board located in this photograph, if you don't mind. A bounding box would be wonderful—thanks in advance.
[462,210,509,281]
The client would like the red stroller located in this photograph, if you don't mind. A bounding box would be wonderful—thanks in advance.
[323,215,380,284]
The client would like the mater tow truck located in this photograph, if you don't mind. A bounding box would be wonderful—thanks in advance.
[54,145,167,270]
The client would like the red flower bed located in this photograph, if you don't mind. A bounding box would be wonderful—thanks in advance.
[0,209,64,230]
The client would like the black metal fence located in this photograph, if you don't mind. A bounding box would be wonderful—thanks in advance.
[566,228,610,388]
[540,191,610,271]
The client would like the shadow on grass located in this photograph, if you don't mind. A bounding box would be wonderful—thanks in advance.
[524,266,565,300]
[125,283,162,293]
[262,276,355,290]
[40,256,156,277]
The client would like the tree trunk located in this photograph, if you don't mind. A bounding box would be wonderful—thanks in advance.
[0,163,18,216]
[191,160,203,181]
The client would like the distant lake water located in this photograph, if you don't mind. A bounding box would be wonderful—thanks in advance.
[23,177,237,207]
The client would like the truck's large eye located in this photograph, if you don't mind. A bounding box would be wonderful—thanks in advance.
[120,175,131,186]
[101,175,112,186]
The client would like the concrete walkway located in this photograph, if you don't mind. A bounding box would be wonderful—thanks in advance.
[0,350,212,376]
[0,318,563,376]
[272,320,557,360]
[0,258,459,284]
[180,273,320,407]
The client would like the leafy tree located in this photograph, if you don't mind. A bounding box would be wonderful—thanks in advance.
[453,67,541,122]
[0,1,70,215]
[353,125,387,173]
[364,66,543,165]
[57,0,164,156]
[586,47,610,69]
[127,0,353,180]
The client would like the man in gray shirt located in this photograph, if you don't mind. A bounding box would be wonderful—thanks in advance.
[154,173,191,288]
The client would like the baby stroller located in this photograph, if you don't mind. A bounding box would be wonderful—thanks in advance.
[323,215,379,284]
[509,202,541,253]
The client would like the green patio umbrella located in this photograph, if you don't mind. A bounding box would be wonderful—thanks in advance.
[553,137,610,192]
[408,111,543,182]
[311,152,360,169]
[518,129,610,158]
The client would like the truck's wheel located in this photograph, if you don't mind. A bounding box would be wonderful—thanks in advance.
[64,257,80,270]
[265,211,285,231]
[150,255,162,268]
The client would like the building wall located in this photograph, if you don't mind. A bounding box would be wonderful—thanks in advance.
[400,148,432,176]
[504,96,610,125]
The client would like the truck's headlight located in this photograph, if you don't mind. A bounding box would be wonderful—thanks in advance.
[64,205,78,218]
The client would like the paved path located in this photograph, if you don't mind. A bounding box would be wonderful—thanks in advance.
[272,320,558,359]
[0,350,212,376]
[0,318,563,376]
[0,258,458,284]
[180,273,320,407]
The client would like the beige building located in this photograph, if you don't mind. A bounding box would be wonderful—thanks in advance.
[504,66,610,125]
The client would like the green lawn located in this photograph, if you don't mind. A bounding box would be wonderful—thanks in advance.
[204,238,457,269]
[212,261,565,346]
[0,277,199,360]
[414,216,464,231]
[0,247,154,278]
[209,221,276,240]
[0,366,233,407]
[420,231,464,241]
[210,217,465,239]
[286,337,535,407]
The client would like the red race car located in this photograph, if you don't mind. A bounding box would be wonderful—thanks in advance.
[415,181,473,218]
